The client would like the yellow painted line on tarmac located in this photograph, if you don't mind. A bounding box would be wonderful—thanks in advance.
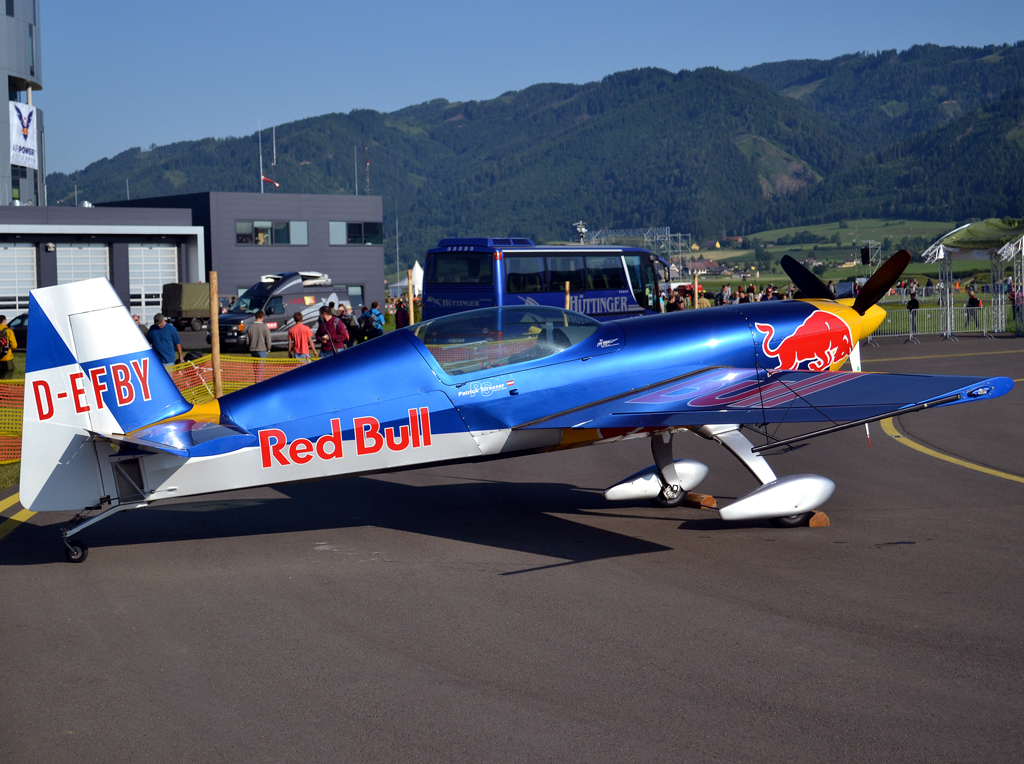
[0,493,20,515]
[864,349,1024,363]
[881,419,1024,485]
[0,493,34,542]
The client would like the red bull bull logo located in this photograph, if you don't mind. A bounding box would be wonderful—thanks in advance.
[755,310,853,371]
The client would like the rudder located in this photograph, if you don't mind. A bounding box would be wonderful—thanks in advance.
[21,279,191,511]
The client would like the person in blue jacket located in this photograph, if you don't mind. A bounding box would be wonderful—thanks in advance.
[149,313,183,367]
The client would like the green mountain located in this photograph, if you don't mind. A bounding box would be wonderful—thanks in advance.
[47,67,857,264]
[740,42,1024,148]
[757,84,1024,228]
[45,42,1024,271]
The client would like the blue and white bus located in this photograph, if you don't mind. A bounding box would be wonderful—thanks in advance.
[422,238,665,321]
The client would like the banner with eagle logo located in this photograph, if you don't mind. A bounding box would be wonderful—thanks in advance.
[10,102,38,170]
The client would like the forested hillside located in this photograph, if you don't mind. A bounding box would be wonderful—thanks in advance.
[45,42,1024,269]
[756,85,1024,228]
[740,42,1024,147]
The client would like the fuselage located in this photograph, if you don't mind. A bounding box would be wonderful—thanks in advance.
[119,300,870,505]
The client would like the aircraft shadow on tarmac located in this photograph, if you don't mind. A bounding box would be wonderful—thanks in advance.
[3,476,683,567]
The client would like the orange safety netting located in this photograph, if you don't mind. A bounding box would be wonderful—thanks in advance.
[167,354,316,404]
[0,355,315,464]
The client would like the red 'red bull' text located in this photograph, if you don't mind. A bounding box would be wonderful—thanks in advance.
[259,408,432,468]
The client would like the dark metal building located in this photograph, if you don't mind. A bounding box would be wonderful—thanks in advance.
[103,192,385,309]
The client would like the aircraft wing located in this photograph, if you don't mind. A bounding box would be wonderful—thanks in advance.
[513,367,1013,430]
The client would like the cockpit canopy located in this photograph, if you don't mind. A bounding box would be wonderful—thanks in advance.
[410,306,601,376]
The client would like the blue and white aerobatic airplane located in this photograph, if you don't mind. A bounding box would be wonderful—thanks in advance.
[21,253,1012,562]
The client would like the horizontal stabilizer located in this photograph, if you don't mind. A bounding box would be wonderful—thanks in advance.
[93,418,258,458]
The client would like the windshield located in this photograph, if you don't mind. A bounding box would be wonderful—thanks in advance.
[426,252,493,285]
[411,306,600,377]
[228,295,266,315]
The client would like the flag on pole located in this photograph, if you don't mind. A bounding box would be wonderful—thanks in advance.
[261,175,280,188]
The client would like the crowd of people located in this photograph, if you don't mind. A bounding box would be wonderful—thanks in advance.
[662,281,813,310]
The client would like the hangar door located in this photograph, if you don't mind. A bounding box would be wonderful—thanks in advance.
[56,243,110,285]
[0,244,37,314]
[129,244,178,325]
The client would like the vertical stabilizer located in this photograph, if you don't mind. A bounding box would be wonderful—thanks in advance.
[21,279,191,511]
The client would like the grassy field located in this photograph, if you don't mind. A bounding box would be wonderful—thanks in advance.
[743,218,958,249]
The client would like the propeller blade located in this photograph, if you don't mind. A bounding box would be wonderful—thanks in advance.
[780,255,834,301]
[852,250,912,316]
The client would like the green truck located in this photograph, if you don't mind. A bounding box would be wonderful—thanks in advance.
[161,283,210,331]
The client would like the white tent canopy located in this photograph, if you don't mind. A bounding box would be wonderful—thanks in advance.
[387,260,423,299]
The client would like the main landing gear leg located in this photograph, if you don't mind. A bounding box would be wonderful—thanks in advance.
[650,431,685,507]
[695,425,820,527]
[696,425,776,485]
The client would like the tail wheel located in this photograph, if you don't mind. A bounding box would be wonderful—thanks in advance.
[64,542,88,563]
[770,513,812,528]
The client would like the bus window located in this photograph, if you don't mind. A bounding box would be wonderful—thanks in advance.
[622,255,646,307]
[586,256,627,291]
[547,256,584,292]
[506,256,547,293]
[426,253,493,285]
[642,257,661,312]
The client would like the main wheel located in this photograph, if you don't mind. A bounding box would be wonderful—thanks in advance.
[64,543,88,563]
[770,513,812,528]
[191,317,204,332]
[650,485,686,508]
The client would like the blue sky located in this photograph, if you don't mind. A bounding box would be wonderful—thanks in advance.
[39,0,1024,174]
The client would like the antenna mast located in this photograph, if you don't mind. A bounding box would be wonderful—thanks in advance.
[364,146,370,196]
[258,119,264,194]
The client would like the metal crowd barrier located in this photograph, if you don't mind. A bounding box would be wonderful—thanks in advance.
[870,306,1014,342]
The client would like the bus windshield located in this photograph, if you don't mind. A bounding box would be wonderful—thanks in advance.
[411,306,600,377]
[425,252,493,285]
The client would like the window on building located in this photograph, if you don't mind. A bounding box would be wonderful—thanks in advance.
[5,0,13,18]
[329,222,382,245]
[253,221,272,246]
[272,221,290,245]
[363,223,383,245]
[348,285,364,309]
[29,25,34,77]
[237,220,307,246]
[236,221,253,244]
[0,244,36,313]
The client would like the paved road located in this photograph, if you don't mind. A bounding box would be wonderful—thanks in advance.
[2,336,1022,763]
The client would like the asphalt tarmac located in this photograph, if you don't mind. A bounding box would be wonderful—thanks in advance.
[2,336,1022,763]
